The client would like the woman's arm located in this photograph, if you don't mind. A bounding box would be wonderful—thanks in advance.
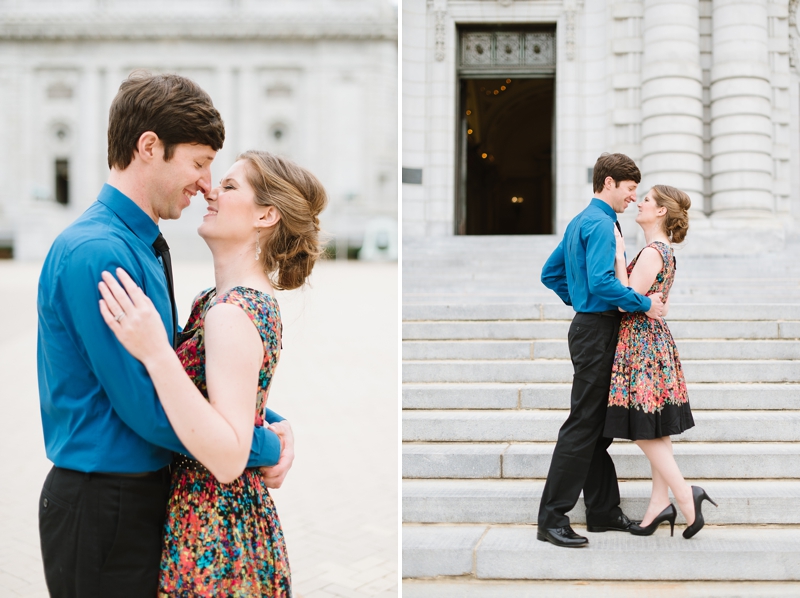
[627,246,665,295]
[98,269,262,483]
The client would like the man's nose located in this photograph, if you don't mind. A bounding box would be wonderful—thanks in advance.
[197,167,212,195]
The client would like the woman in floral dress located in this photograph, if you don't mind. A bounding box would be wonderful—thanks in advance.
[98,150,327,595]
[604,184,716,539]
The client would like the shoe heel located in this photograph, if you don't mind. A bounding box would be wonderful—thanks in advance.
[668,518,674,537]
[705,493,718,508]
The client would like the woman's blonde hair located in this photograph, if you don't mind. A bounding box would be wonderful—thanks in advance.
[239,150,328,290]
[651,184,691,244]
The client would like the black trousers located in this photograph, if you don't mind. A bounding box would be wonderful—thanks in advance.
[538,311,623,529]
[39,465,171,598]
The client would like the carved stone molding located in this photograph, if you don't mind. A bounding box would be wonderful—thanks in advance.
[565,10,576,60]
[434,10,446,61]
[562,0,583,62]
[459,30,556,72]
[0,15,397,41]
[790,0,799,70]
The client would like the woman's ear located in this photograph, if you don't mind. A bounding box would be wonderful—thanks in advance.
[256,206,281,230]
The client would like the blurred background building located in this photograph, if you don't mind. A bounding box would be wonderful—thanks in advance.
[403,0,800,254]
[0,0,398,261]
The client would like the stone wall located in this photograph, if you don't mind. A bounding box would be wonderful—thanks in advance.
[0,0,398,259]
[402,0,800,253]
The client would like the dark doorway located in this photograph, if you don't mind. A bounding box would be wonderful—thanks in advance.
[458,77,554,235]
[55,159,69,205]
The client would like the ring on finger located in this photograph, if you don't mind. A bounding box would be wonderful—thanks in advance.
[115,312,126,322]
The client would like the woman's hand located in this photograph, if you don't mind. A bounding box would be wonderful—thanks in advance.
[98,268,172,366]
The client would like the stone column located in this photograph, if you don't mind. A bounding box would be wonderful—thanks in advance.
[709,0,773,217]
[640,0,704,216]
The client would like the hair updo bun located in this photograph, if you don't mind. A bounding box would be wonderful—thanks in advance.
[651,184,691,244]
[239,150,328,290]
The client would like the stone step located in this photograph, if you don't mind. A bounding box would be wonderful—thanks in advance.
[402,580,800,598]
[404,294,800,308]
[402,383,800,410]
[402,479,800,525]
[403,339,800,361]
[403,321,800,341]
[402,360,800,384]
[402,442,800,480]
[402,280,800,299]
[402,303,800,322]
[403,410,800,443]
[401,524,800,581]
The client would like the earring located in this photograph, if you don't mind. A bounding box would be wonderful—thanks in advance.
[255,229,262,261]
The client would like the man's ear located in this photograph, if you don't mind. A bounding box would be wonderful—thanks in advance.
[604,176,615,191]
[256,206,281,230]
[135,131,162,164]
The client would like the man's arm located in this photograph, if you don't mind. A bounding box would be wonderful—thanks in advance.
[541,238,572,306]
[62,241,281,467]
[584,220,651,313]
[265,408,285,423]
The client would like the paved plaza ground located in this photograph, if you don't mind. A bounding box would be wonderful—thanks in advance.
[0,259,399,597]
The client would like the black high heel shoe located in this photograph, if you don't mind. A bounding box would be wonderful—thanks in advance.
[630,504,677,536]
[682,485,718,539]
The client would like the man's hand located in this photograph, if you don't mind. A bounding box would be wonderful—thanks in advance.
[259,420,294,488]
[645,293,664,320]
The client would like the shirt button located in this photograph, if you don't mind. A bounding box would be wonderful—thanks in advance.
[43,497,49,508]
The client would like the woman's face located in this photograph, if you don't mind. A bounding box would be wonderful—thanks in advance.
[635,190,666,229]
[198,160,264,242]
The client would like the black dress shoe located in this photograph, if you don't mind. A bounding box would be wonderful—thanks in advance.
[586,513,636,533]
[537,526,588,548]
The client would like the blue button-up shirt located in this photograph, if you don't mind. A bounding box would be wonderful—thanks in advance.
[541,198,651,313]
[38,184,283,473]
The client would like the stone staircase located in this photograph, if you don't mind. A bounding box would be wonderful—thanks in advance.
[401,235,800,592]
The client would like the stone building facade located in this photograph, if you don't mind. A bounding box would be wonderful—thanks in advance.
[0,0,397,260]
[403,0,800,253]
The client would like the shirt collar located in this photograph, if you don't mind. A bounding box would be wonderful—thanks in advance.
[96,183,161,246]
[590,197,618,222]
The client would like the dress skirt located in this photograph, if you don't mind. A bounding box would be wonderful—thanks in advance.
[604,310,694,441]
[159,466,291,597]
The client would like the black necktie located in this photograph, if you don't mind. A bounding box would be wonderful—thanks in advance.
[615,221,623,236]
[152,233,177,347]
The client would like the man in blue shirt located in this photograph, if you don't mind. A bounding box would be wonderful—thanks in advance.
[537,153,664,548]
[37,72,294,596]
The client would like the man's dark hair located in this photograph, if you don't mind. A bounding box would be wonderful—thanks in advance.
[592,152,641,193]
[107,71,225,169]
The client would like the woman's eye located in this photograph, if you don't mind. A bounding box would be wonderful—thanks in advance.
[224,185,235,190]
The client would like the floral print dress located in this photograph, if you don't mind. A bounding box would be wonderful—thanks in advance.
[604,241,695,440]
[159,287,291,597]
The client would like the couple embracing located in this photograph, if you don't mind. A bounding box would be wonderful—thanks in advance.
[38,71,326,595]
[537,153,717,548]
